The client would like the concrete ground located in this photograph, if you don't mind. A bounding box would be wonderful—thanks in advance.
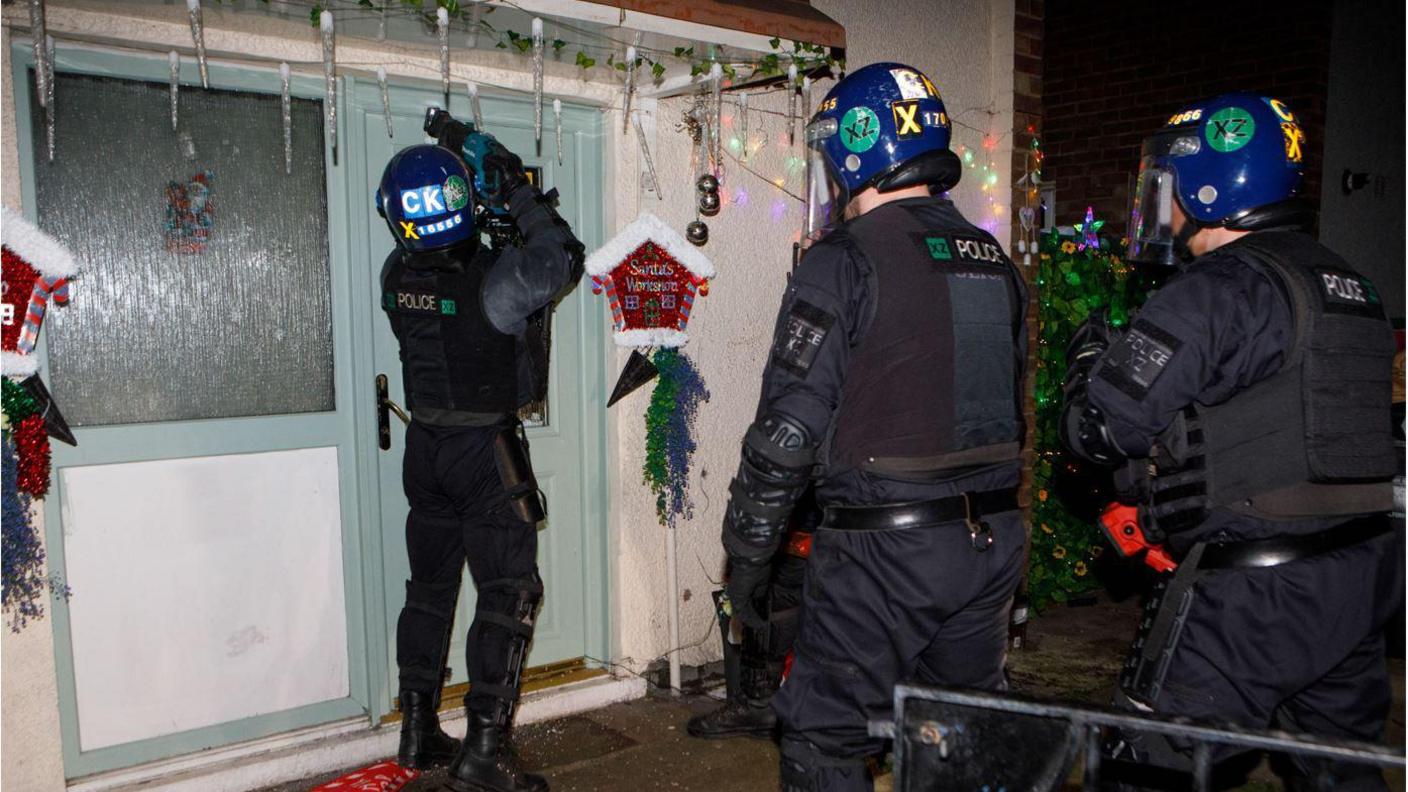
[262,595,1404,791]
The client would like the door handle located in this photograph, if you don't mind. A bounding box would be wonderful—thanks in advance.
[376,373,410,450]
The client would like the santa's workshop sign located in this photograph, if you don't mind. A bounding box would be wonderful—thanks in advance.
[586,213,714,348]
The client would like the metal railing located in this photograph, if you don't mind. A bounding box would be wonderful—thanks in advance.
[869,684,1404,792]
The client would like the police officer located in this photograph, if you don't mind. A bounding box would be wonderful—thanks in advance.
[720,62,1029,792]
[1061,93,1402,789]
[376,113,583,792]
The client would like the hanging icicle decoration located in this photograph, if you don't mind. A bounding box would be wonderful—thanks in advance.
[738,91,749,163]
[622,44,637,135]
[186,0,209,89]
[802,75,813,129]
[377,66,394,140]
[376,1,387,41]
[554,98,563,166]
[280,62,292,174]
[466,81,484,130]
[320,10,336,157]
[468,0,484,49]
[632,114,662,202]
[436,7,450,106]
[30,0,47,110]
[709,63,723,178]
[43,35,54,162]
[787,63,798,146]
[531,18,544,149]
[169,50,181,133]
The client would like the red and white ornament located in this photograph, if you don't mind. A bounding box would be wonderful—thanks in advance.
[2,206,78,379]
[585,213,714,348]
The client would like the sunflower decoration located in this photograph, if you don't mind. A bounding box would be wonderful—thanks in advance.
[1059,241,1077,255]
[1052,545,1067,560]
[1074,561,1088,577]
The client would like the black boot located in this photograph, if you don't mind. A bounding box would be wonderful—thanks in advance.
[445,710,548,792]
[397,690,459,770]
[687,662,778,739]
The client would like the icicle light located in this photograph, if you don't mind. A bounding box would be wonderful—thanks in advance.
[280,62,292,174]
[436,7,450,105]
[169,50,181,132]
[187,0,208,89]
[320,10,336,156]
[377,66,393,140]
[531,18,544,147]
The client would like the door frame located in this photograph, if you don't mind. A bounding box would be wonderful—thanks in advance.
[332,71,612,725]
[10,42,370,779]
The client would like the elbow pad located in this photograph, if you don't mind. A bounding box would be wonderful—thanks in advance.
[722,413,816,563]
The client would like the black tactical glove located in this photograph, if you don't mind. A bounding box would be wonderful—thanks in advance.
[724,556,771,632]
[424,107,472,154]
[460,131,527,209]
[1063,309,1112,391]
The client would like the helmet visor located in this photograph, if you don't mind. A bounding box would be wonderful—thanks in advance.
[803,118,845,243]
[1127,156,1177,266]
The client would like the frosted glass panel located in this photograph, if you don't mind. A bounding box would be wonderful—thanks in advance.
[30,71,333,425]
[60,448,348,750]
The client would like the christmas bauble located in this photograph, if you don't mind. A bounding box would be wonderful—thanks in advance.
[686,221,709,246]
[698,191,721,217]
[696,174,719,195]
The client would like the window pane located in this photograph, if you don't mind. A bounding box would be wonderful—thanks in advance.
[30,71,334,426]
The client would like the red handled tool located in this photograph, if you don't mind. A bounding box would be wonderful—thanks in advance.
[1099,502,1177,573]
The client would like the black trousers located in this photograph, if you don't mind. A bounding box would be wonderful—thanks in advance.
[395,420,540,717]
[1111,527,1404,791]
[773,511,1025,792]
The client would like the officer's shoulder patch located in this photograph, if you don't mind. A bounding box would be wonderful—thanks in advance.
[950,235,1009,265]
[1096,318,1183,401]
[772,299,835,378]
[1314,267,1385,319]
[387,290,442,315]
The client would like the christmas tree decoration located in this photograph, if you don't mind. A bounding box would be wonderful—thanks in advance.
[697,173,720,217]
[279,62,292,174]
[585,213,714,348]
[786,63,798,146]
[686,220,708,246]
[466,80,484,130]
[709,63,723,177]
[531,17,544,148]
[164,170,216,254]
[43,35,54,162]
[606,348,658,407]
[165,52,184,135]
[377,66,393,140]
[642,347,709,528]
[30,0,47,110]
[320,10,336,158]
[13,414,49,498]
[186,0,209,89]
[2,206,77,369]
[632,114,662,202]
[553,98,563,165]
[1075,206,1105,251]
[622,41,638,135]
[436,7,450,105]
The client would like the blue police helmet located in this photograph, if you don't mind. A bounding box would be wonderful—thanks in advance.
[807,62,961,205]
[375,144,477,252]
[1155,92,1311,229]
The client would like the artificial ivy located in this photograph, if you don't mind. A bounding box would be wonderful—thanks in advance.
[1028,227,1162,610]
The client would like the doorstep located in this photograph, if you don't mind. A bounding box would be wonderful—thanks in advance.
[67,674,648,792]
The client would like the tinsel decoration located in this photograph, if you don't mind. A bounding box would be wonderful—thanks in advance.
[2,378,38,421]
[738,91,749,163]
[30,0,47,110]
[786,63,798,146]
[709,63,723,177]
[553,98,563,165]
[186,0,209,89]
[3,435,45,632]
[13,414,49,499]
[531,18,544,149]
[1029,228,1161,609]
[436,7,450,106]
[280,62,292,173]
[169,51,181,133]
[632,114,662,202]
[622,39,639,135]
[320,10,337,159]
[466,81,484,130]
[642,348,709,529]
[43,35,55,162]
[377,66,394,140]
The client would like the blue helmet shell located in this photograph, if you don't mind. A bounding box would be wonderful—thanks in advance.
[1152,92,1306,226]
[810,62,953,197]
[376,144,477,252]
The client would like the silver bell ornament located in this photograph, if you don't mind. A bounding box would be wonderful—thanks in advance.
[698,190,721,217]
[696,174,719,195]
[686,220,709,246]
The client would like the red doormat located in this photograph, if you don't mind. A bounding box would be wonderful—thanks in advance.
[310,761,419,791]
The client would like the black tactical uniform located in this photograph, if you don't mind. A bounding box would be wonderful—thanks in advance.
[1075,231,1402,789]
[724,196,1028,791]
[381,177,582,790]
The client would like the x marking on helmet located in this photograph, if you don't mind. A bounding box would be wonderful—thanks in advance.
[400,221,420,240]
[893,102,922,136]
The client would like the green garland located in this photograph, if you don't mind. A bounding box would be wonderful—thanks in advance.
[1028,228,1158,609]
[642,348,709,528]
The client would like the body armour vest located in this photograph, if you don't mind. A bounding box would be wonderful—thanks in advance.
[828,202,1025,479]
[381,247,518,416]
[1149,231,1396,528]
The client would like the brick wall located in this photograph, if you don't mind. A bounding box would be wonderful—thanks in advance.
[1044,0,1332,234]
[1014,1,1042,534]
